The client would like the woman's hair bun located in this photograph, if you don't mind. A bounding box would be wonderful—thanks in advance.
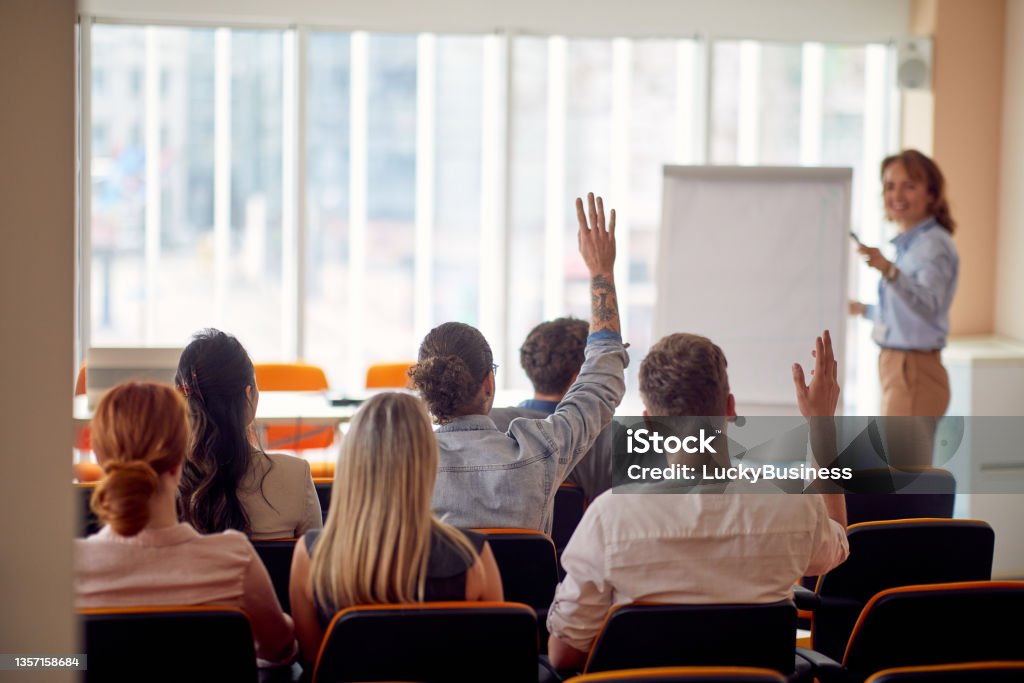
[91,460,160,537]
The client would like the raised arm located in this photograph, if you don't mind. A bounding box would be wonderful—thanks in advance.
[576,193,620,335]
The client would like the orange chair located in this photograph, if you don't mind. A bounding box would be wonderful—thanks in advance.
[75,364,91,452]
[565,667,788,682]
[253,363,335,451]
[365,362,415,389]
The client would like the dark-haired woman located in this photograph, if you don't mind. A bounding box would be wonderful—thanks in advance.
[849,150,959,466]
[410,194,628,533]
[75,382,296,663]
[176,329,322,540]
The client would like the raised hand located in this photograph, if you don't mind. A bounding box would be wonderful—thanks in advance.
[577,193,616,277]
[792,329,840,417]
[576,193,620,335]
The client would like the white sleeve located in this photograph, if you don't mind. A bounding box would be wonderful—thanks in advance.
[546,502,615,653]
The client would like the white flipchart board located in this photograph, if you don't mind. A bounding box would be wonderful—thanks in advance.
[654,166,851,413]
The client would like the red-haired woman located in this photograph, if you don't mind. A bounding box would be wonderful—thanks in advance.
[74,382,296,664]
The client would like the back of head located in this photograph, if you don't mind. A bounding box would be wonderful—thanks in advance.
[410,322,493,423]
[312,392,474,609]
[90,382,189,536]
[881,149,956,233]
[174,328,256,534]
[639,333,730,416]
[520,317,589,396]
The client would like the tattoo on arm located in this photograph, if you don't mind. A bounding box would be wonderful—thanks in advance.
[590,274,621,334]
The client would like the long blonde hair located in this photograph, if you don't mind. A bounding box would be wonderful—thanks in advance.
[310,392,478,611]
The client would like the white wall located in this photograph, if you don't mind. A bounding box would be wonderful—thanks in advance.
[997,0,1024,340]
[81,0,909,42]
[0,1,76,679]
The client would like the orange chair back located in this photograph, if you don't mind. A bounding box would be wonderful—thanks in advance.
[365,362,415,389]
[254,363,333,450]
[75,364,92,451]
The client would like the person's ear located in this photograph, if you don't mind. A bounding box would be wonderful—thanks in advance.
[484,372,495,398]
[726,393,737,418]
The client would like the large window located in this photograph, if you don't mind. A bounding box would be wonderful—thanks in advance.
[83,21,895,409]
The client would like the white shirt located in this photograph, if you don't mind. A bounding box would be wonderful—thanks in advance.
[546,488,849,653]
[76,523,295,662]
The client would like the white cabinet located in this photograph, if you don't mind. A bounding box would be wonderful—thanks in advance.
[944,336,1024,578]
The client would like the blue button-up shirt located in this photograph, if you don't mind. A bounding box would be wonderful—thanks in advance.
[864,217,958,350]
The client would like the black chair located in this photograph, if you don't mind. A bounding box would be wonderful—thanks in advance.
[801,519,994,661]
[312,601,538,683]
[81,605,257,682]
[565,667,788,682]
[865,661,1024,682]
[582,602,805,682]
[76,483,101,537]
[472,528,559,610]
[843,468,956,526]
[314,480,331,523]
[252,538,298,614]
[798,582,1024,683]
[552,484,586,553]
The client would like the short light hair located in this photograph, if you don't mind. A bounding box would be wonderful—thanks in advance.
[520,317,589,395]
[639,333,730,416]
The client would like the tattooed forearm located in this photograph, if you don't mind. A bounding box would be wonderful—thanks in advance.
[590,274,621,334]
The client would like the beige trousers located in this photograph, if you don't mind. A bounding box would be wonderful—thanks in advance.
[878,349,951,468]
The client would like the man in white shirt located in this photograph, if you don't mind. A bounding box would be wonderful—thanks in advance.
[546,330,850,670]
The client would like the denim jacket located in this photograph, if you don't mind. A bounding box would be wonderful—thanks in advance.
[431,334,628,534]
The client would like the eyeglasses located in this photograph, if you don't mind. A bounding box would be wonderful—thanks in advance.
[491,363,499,377]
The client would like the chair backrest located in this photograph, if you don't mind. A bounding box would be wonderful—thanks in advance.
[812,519,994,661]
[365,362,415,389]
[585,601,797,675]
[253,362,334,450]
[866,661,1024,682]
[842,582,1024,678]
[76,483,101,537]
[844,468,956,525]
[312,601,537,683]
[251,538,298,614]
[314,479,331,523]
[472,528,559,610]
[552,484,586,553]
[566,667,787,682]
[81,605,257,682]
[254,363,329,391]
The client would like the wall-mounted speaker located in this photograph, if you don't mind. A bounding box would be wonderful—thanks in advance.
[896,37,933,91]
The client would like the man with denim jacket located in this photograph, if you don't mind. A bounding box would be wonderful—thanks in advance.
[421,193,627,535]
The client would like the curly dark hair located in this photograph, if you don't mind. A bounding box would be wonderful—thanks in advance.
[520,317,589,396]
[410,322,493,424]
[639,333,730,416]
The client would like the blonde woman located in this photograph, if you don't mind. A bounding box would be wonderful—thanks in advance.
[288,392,503,663]
[75,382,296,664]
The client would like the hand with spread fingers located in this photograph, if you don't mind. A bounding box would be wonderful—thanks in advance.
[792,329,840,418]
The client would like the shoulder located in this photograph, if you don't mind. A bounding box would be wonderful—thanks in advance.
[265,452,312,473]
[302,528,323,556]
[428,527,482,577]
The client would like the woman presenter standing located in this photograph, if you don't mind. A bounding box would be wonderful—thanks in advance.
[849,150,958,466]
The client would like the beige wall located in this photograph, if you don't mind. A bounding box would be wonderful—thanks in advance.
[932,0,1006,335]
[0,1,76,679]
[997,0,1024,339]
